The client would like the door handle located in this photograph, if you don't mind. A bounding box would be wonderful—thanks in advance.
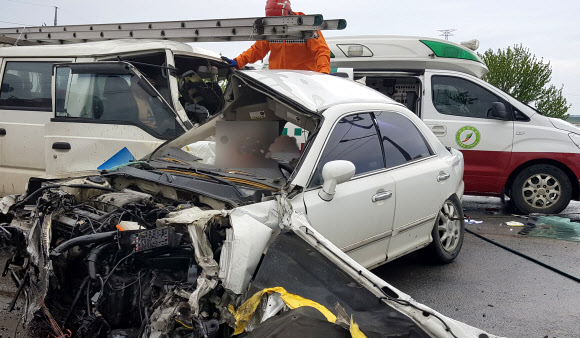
[372,191,392,202]
[52,142,71,150]
[437,172,451,182]
[0,128,5,136]
[430,125,447,136]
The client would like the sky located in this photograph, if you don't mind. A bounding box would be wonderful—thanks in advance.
[1,0,579,114]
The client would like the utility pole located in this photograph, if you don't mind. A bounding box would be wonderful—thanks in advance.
[54,6,59,26]
[437,29,456,40]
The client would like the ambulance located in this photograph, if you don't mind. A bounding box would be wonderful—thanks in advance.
[327,35,580,214]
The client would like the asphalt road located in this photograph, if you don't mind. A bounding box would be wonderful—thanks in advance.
[0,248,22,338]
[1,196,579,337]
[374,196,580,338]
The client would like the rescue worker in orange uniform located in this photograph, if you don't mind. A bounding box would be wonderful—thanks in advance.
[222,0,331,74]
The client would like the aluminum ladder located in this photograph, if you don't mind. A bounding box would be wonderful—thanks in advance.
[0,15,346,45]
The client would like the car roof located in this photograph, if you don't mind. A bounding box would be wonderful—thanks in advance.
[239,69,400,112]
[0,39,222,60]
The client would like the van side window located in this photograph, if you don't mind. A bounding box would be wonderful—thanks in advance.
[0,62,53,111]
[55,67,182,139]
[432,76,509,119]
[106,52,173,106]
[310,113,383,187]
[374,111,432,168]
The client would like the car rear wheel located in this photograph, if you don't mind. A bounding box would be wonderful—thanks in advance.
[511,164,571,215]
[425,195,464,263]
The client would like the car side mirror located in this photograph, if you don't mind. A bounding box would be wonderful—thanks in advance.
[489,102,508,120]
[318,160,356,202]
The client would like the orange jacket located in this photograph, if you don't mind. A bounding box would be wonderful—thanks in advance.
[234,12,331,74]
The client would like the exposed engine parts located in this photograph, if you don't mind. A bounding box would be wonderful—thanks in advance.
[2,183,234,338]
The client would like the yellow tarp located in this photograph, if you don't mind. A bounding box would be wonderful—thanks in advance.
[350,315,366,338]
[230,286,366,338]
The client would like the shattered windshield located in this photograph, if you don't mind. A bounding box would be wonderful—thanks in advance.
[194,121,301,169]
[149,73,316,189]
[150,119,304,194]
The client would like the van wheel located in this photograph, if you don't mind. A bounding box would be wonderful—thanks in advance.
[425,195,464,263]
[511,164,571,215]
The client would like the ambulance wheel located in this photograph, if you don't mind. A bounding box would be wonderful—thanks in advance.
[425,195,464,264]
[511,164,571,215]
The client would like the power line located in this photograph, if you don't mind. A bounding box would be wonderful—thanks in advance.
[0,19,35,26]
[7,0,56,8]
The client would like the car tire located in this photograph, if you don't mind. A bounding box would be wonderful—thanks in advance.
[425,195,464,264]
[511,164,571,215]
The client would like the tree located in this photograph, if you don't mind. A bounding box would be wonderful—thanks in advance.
[479,44,571,119]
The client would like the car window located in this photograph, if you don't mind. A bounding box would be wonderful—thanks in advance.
[55,67,182,139]
[110,52,174,106]
[432,75,507,119]
[0,62,54,111]
[310,113,383,187]
[374,111,433,168]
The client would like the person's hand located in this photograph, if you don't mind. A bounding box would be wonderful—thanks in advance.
[221,56,238,68]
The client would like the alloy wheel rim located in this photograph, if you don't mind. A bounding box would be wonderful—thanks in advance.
[437,201,460,252]
[521,173,561,209]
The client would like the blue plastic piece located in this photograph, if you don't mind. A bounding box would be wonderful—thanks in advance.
[97,147,135,170]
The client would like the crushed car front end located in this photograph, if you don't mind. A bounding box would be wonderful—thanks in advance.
[1,171,498,338]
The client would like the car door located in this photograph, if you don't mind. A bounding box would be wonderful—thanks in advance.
[371,111,454,261]
[423,71,514,194]
[302,112,396,268]
[0,58,73,195]
[44,62,186,177]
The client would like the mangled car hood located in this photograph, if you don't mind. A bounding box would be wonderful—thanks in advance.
[239,70,392,112]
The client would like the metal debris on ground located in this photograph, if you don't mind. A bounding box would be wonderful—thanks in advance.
[518,214,580,242]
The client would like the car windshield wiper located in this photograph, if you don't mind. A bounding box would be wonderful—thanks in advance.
[160,166,245,197]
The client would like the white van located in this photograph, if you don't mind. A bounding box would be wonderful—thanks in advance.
[327,35,580,214]
[0,40,229,195]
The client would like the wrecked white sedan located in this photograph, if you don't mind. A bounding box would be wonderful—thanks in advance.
[0,69,486,338]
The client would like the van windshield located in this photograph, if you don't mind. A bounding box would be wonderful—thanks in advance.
[55,63,183,139]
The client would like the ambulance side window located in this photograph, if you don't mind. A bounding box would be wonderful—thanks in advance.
[431,76,508,119]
